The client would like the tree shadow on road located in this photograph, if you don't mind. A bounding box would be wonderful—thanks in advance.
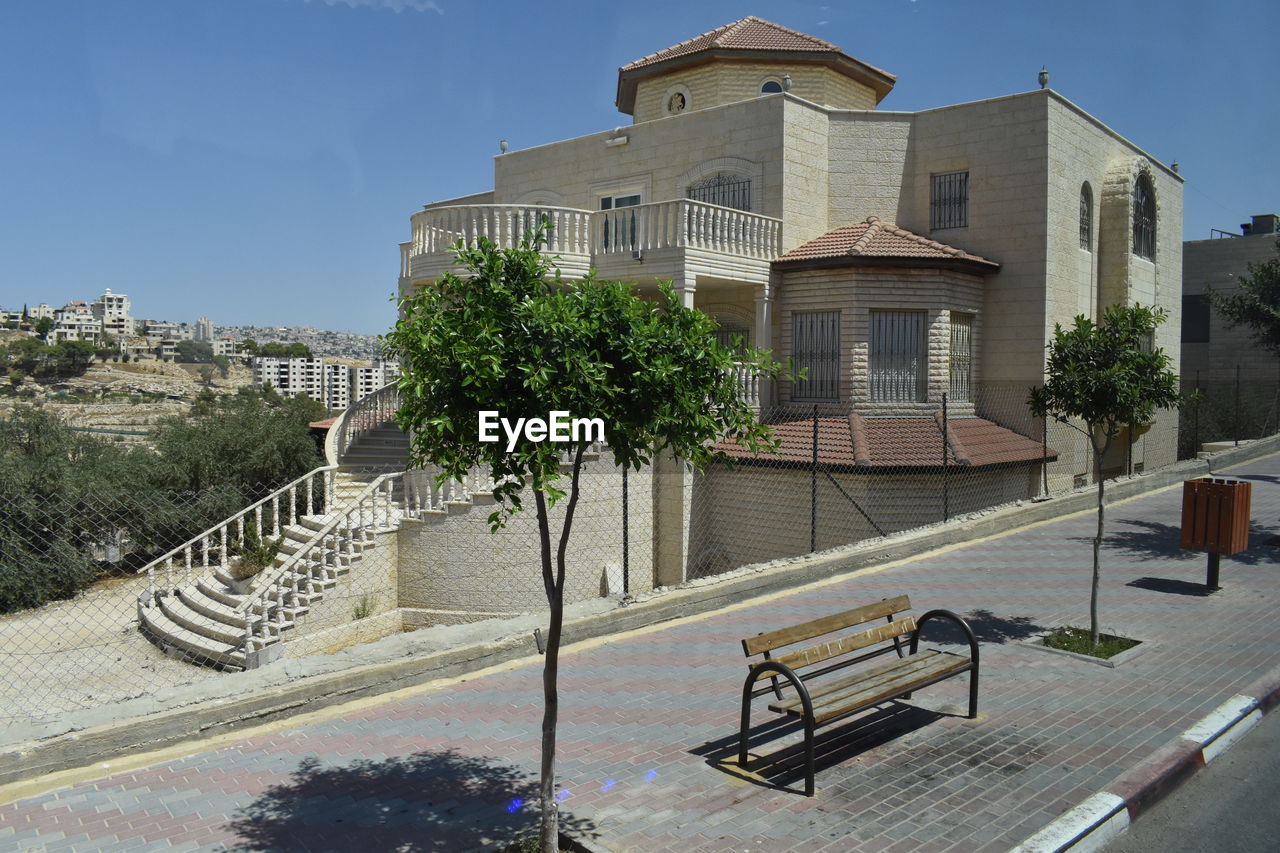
[227,749,598,852]
[955,609,1045,644]
[1096,518,1278,567]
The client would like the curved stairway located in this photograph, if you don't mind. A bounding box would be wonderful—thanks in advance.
[137,391,604,670]
[137,424,413,670]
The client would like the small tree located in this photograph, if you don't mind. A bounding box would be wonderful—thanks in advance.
[1028,304,1181,647]
[384,229,781,851]
[1206,239,1280,359]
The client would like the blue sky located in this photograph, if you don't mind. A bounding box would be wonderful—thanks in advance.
[1,0,1276,335]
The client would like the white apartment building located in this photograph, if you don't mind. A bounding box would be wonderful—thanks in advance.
[253,356,325,401]
[90,289,134,338]
[193,317,214,342]
[324,363,352,410]
[52,302,102,344]
[211,338,241,359]
[253,357,398,408]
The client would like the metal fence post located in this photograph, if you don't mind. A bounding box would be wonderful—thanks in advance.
[1235,364,1241,447]
[942,392,949,522]
[1041,414,1049,496]
[810,404,818,553]
[1194,370,1201,455]
[621,463,629,595]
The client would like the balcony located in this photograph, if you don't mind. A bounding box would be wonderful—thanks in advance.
[403,200,782,287]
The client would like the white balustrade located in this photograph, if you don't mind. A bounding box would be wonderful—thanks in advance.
[405,200,782,272]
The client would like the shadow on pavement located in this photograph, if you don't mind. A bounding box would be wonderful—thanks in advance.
[227,749,598,852]
[956,609,1045,644]
[1098,518,1278,566]
[694,703,945,795]
[1126,577,1217,597]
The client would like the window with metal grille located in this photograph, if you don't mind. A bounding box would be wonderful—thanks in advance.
[930,171,968,230]
[687,173,752,211]
[1181,294,1210,343]
[1080,183,1093,250]
[949,313,974,402]
[712,316,751,356]
[1133,174,1156,260]
[791,310,840,401]
[870,310,927,403]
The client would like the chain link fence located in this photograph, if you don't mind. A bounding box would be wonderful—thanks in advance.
[1178,365,1280,459]
[0,450,647,726]
[4,371,1275,727]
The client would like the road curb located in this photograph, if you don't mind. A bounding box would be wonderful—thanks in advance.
[1007,669,1280,853]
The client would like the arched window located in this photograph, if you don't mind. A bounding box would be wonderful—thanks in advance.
[1079,183,1093,250]
[1132,174,1156,260]
[760,79,783,94]
[687,173,752,211]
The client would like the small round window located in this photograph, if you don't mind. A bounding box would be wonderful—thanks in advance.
[760,79,784,94]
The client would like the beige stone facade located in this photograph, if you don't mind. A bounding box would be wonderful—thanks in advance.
[396,17,1185,583]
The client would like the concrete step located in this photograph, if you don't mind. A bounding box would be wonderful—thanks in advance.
[177,586,249,630]
[138,602,247,671]
[159,594,245,646]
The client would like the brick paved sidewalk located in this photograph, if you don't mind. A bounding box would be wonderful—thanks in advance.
[2,454,1278,853]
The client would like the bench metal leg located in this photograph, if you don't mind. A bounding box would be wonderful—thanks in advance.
[968,667,979,719]
[803,716,815,797]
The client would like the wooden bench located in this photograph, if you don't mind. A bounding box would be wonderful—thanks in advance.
[738,594,979,796]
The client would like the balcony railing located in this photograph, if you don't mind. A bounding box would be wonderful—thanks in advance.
[408,199,781,270]
[410,204,593,258]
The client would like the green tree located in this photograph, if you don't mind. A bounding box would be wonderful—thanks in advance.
[175,340,214,363]
[241,338,260,358]
[0,407,152,612]
[33,316,53,341]
[1028,304,1181,648]
[384,229,782,851]
[1207,240,1280,359]
[212,354,232,379]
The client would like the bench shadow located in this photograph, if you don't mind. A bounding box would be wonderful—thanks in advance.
[226,749,598,852]
[693,702,945,795]
[1125,576,1217,597]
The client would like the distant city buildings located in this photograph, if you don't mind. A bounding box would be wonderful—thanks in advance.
[254,356,399,409]
[193,316,214,342]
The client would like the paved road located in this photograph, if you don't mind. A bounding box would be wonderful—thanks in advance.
[1105,704,1280,853]
[1,452,1278,852]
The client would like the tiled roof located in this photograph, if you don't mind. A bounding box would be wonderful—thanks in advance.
[715,415,1053,469]
[621,17,845,71]
[776,217,999,268]
[309,417,337,429]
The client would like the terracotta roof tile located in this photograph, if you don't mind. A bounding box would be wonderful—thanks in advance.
[775,217,999,268]
[621,17,845,71]
[715,415,1052,469]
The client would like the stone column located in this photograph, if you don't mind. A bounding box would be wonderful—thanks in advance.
[754,282,774,408]
[651,451,692,587]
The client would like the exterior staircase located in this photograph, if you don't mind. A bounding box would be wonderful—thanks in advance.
[136,385,604,670]
[137,435,408,670]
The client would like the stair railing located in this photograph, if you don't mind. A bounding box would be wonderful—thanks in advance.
[138,466,338,601]
[237,471,405,653]
[328,383,402,466]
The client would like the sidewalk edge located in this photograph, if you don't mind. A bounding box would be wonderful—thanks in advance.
[1006,669,1280,853]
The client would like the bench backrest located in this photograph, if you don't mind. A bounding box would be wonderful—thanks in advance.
[742,594,915,673]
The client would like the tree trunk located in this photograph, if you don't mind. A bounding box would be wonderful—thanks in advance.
[535,443,588,853]
[1090,433,1111,650]
[533,490,559,853]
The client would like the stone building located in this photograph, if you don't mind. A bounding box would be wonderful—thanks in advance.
[1182,212,1279,379]
[396,16,1184,582]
